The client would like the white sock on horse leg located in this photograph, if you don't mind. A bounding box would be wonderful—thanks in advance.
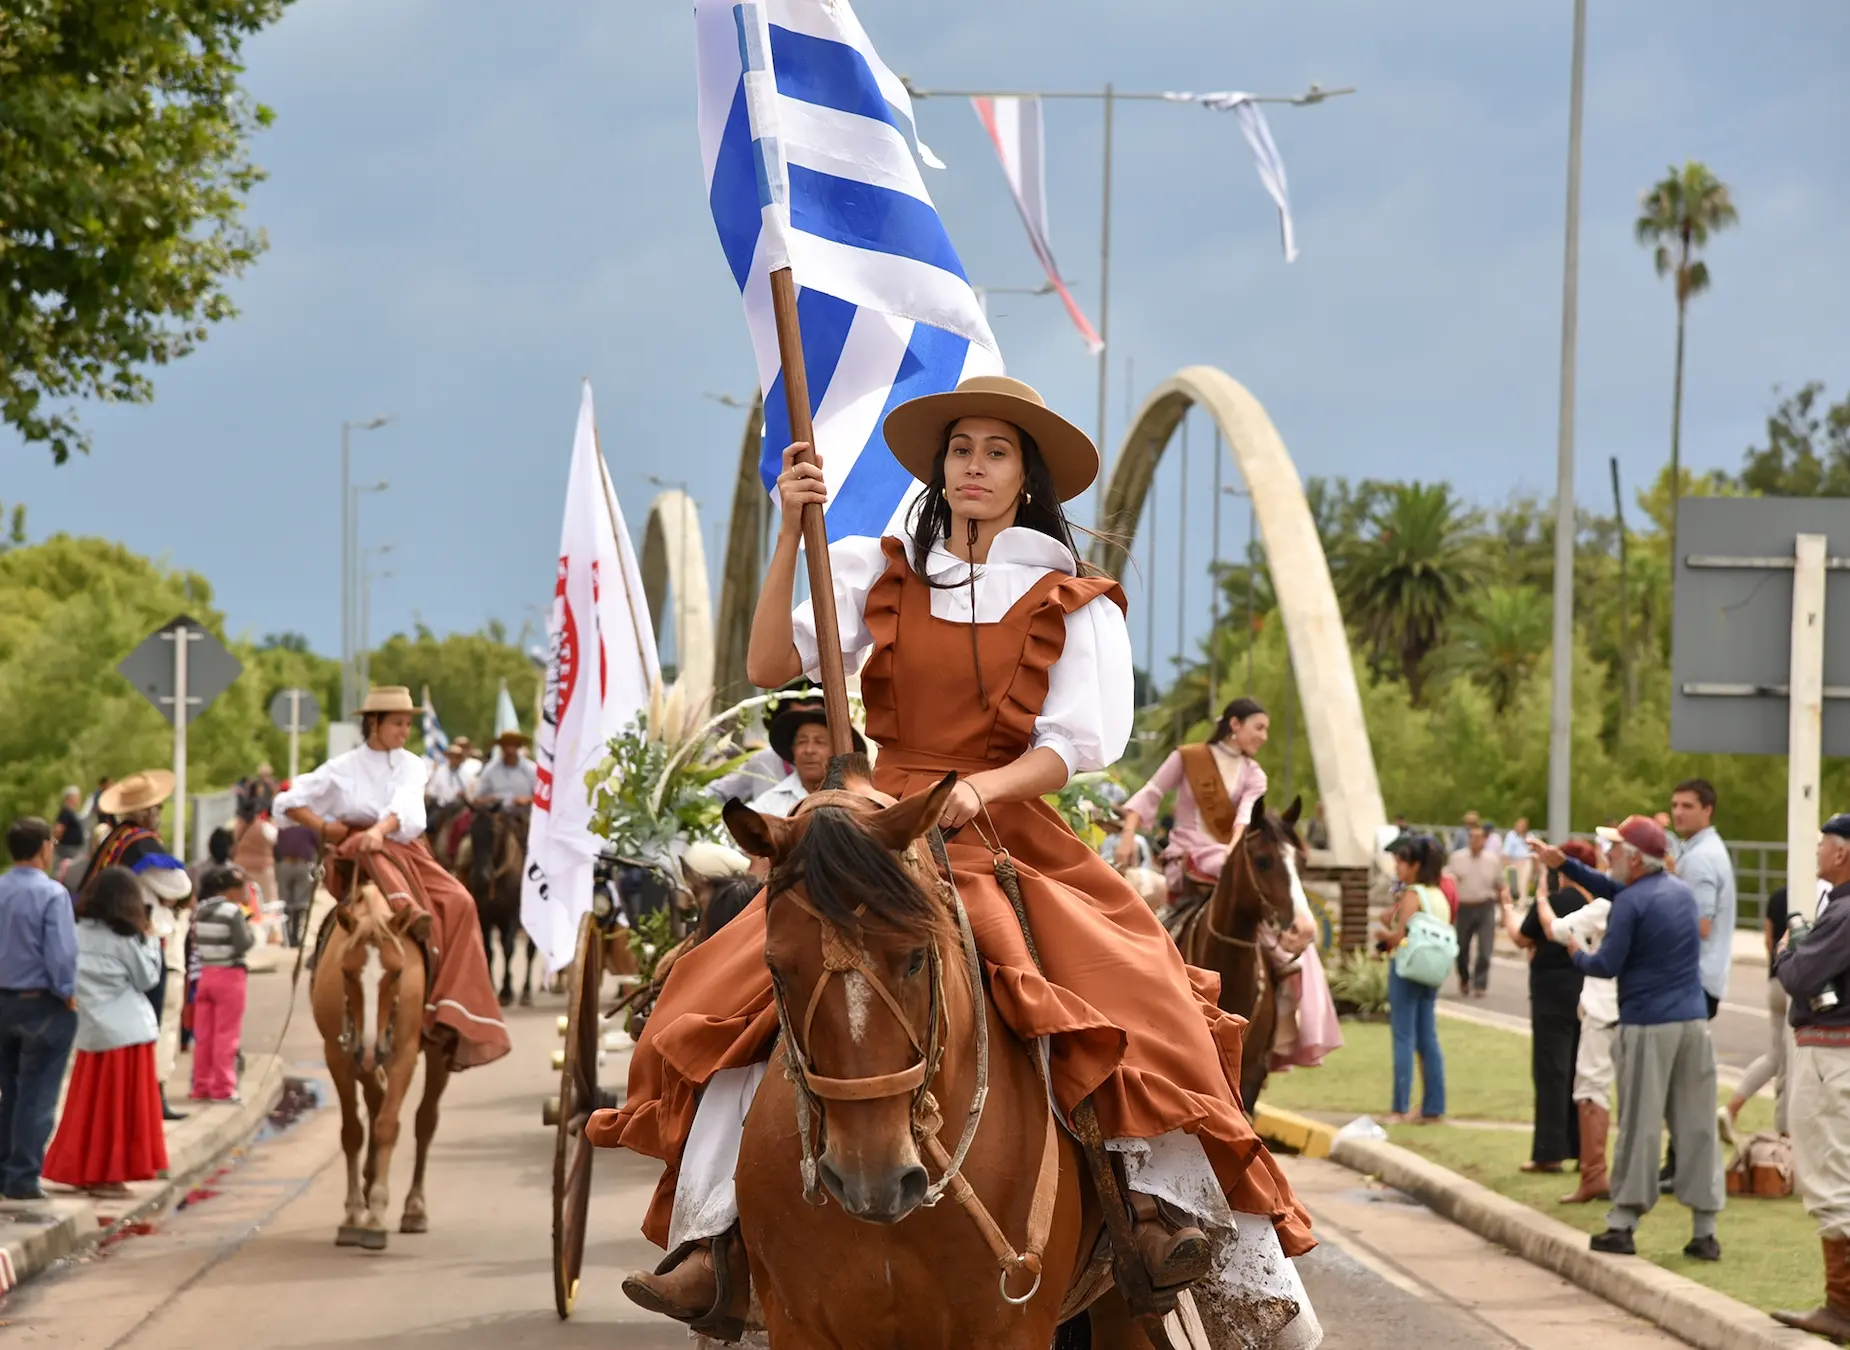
[667,1061,768,1251]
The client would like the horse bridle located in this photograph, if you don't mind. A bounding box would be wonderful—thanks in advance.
[1203,826,1291,951]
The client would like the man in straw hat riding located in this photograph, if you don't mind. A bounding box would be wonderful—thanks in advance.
[274,687,509,1070]
[470,730,537,809]
[598,376,1320,1344]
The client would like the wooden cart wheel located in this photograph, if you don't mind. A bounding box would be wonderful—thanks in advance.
[552,910,603,1319]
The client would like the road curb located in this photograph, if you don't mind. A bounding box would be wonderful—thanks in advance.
[1318,1131,1817,1350]
[0,1053,288,1297]
[1252,1104,1337,1159]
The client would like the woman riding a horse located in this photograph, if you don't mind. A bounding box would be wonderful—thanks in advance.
[274,685,510,1071]
[1119,700,1342,1079]
[594,376,1316,1338]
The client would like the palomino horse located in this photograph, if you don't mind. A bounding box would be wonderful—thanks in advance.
[722,781,1158,1350]
[1173,797,1303,1113]
[311,867,453,1250]
[468,803,537,1006]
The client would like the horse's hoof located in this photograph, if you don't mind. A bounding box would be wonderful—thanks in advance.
[519,990,533,1007]
[498,990,513,1008]
[336,1225,369,1248]
[401,1212,428,1234]
[358,1227,389,1251]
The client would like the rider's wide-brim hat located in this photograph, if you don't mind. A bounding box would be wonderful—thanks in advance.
[360,685,417,715]
[768,706,865,765]
[883,375,1099,503]
[98,770,175,817]
[495,730,530,749]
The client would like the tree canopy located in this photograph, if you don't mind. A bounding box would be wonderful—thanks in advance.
[0,0,291,462]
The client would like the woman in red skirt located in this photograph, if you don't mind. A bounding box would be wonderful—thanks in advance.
[43,867,168,1197]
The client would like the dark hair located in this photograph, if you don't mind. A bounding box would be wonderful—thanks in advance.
[699,875,763,942]
[208,827,235,866]
[1210,697,1268,746]
[198,864,246,901]
[904,424,1086,585]
[1674,778,1717,811]
[1389,834,1444,885]
[7,816,51,862]
[79,866,148,937]
[770,808,941,941]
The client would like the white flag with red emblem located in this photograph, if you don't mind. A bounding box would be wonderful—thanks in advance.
[521,381,660,971]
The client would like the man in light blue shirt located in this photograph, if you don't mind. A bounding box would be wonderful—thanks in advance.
[1671,779,1735,1017]
[0,816,79,1200]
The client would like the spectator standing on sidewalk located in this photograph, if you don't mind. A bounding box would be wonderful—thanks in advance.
[1503,850,1585,1175]
[1502,816,1534,900]
[1771,815,1850,1339]
[0,817,79,1201]
[190,865,254,1103]
[274,816,319,947]
[1376,835,1449,1123]
[1447,824,1508,998]
[1663,778,1733,1192]
[1727,882,1808,1138]
[52,787,87,883]
[41,867,169,1199]
[1533,840,1617,1204]
[1549,815,1723,1260]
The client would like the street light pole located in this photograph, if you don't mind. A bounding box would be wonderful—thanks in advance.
[352,483,388,698]
[1097,82,1114,501]
[1547,0,1588,844]
[338,415,391,720]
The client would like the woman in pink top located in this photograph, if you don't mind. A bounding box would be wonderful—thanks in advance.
[1116,698,1342,1075]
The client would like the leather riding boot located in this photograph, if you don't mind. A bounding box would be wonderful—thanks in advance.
[1128,1192,1214,1291]
[1774,1236,1850,1342]
[1560,1101,1610,1204]
[622,1226,752,1342]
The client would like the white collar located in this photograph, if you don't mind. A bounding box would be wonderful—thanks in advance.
[923,527,1077,580]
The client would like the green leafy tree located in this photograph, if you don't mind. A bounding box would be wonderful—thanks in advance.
[368,629,541,750]
[1,1,292,462]
[1447,585,1551,713]
[1635,161,1739,560]
[1736,382,1850,497]
[1334,482,1481,705]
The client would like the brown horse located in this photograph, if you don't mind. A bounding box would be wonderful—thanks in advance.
[468,803,537,1006]
[722,782,1158,1350]
[426,799,472,877]
[1175,797,1303,1113]
[311,871,453,1250]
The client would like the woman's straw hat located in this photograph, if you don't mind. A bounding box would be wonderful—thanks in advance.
[883,374,1098,502]
[360,686,417,715]
[98,770,175,817]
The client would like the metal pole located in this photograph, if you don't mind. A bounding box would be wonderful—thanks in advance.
[170,626,190,862]
[288,689,301,781]
[1610,456,1632,719]
[360,559,372,694]
[340,422,351,721]
[1094,84,1114,529]
[1210,428,1223,701]
[1789,533,1827,921]
[1546,0,1587,844]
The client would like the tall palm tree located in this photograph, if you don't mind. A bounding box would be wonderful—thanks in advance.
[1451,586,1551,714]
[1635,161,1739,566]
[1335,482,1481,705]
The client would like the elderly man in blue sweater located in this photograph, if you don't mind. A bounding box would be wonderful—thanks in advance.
[1533,815,1723,1260]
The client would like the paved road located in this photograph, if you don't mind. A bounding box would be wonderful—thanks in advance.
[1,974,1698,1349]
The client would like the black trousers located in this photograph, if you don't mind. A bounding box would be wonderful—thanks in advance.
[1531,1007,1582,1165]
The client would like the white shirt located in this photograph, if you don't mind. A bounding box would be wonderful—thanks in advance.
[792,530,1134,780]
[747,770,810,819]
[274,746,428,844]
[472,755,539,803]
[428,757,481,807]
[1554,896,1617,1024]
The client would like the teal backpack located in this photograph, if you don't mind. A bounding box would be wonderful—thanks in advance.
[1393,885,1458,988]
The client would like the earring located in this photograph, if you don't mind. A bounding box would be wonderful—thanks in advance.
[1023,491,1033,506]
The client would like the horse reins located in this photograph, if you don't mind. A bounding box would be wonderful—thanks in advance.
[769,795,1059,1306]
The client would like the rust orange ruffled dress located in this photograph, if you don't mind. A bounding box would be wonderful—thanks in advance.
[591,538,1313,1257]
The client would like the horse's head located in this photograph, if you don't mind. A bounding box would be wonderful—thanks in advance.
[724,775,958,1226]
[334,882,424,1077]
[1224,793,1304,931]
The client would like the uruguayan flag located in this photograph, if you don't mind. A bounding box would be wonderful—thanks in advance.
[420,686,450,763]
[696,0,1004,540]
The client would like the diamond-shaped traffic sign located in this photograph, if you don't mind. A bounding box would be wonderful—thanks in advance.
[117,616,243,725]
[269,687,321,733]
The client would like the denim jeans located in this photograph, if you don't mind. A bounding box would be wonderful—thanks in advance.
[1388,966,1446,1117]
[0,994,79,1196]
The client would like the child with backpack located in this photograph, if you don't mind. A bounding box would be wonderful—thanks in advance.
[1377,834,1454,1122]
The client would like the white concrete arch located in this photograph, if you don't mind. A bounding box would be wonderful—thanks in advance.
[1088,365,1386,867]
[642,489,716,702]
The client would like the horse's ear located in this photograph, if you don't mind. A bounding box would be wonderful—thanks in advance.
[1282,796,1303,828]
[723,798,797,862]
[1250,793,1267,825]
[864,773,958,852]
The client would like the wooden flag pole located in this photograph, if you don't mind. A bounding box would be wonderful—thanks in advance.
[768,267,855,757]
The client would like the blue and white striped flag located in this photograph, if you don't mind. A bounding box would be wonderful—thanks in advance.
[695,0,1004,540]
[420,685,450,763]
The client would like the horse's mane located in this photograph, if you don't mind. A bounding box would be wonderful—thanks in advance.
[770,807,942,942]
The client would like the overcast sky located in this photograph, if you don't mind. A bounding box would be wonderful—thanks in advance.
[11,1,1848,679]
